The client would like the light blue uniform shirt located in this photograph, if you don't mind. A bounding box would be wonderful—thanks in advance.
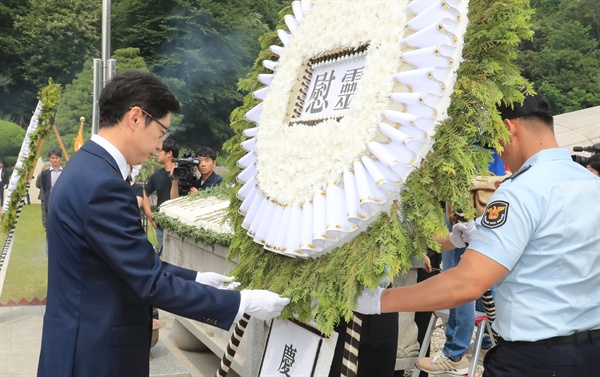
[468,148,600,342]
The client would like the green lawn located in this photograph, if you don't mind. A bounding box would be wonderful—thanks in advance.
[0,204,48,303]
[0,204,157,304]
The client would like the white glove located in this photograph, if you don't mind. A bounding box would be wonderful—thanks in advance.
[354,286,384,315]
[239,290,290,321]
[449,220,477,248]
[195,272,241,290]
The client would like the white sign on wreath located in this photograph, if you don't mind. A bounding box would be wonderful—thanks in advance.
[259,319,330,377]
[236,0,470,258]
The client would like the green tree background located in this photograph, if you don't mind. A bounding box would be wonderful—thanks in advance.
[0,0,597,174]
[0,120,26,167]
[0,0,100,125]
[519,0,600,113]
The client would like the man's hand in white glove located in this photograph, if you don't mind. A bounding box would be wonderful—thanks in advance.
[461,220,477,244]
[239,290,290,321]
[449,220,477,248]
[195,272,241,290]
[354,286,384,315]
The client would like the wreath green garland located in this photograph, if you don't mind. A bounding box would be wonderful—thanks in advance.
[1,79,62,233]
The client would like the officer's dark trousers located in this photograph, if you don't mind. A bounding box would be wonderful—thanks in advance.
[328,312,399,377]
[483,329,600,377]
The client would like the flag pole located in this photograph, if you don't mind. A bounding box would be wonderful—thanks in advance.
[92,0,116,135]
[51,124,70,161]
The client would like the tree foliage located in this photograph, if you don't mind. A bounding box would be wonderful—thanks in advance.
[111,0,273,149]
[154,0,271,149]
[2,0,101,124]
[0,120,26,167]
[0,0,26,94]
[0,0,597,155]
[0,1,31,125]
[112,0,178,65]
[518,0,600,113]
[15,0,101,87]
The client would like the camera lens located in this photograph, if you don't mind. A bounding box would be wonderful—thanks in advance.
[173,167,187,179]
[571,155,590,167]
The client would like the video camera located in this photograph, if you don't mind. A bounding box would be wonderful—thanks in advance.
[172,151,199,195]
[571,142,600,167]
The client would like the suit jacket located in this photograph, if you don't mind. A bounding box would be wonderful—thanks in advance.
[0,167,8,186]
[38,168,52,195]
[36,169,52,212]
[37,140,241,377]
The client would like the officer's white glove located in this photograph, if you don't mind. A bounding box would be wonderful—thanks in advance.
[461,220,477,244]
[195,272,241,290]
[449,220,477,248]
[354,286,384,315]
[239,290,290,321]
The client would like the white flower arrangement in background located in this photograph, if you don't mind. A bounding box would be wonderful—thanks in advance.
[237,0,471,258]
[160,196,233,235]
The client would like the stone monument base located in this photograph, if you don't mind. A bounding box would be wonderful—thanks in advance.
[162,231,421,376]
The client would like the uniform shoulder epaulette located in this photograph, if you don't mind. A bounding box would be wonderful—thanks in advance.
[506,165,531,181]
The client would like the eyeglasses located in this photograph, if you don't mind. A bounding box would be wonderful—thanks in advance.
[139,109,171,141]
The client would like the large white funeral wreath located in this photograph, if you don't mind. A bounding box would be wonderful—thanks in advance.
[238,0,470,258]
[224,0,533,334]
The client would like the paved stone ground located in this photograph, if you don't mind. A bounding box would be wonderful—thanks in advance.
[1,306,486,377]
[0,305,44,376]
[0,306,236,377]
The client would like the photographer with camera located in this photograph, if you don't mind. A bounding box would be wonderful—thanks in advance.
[170,146,223,198]
[585,153,600,177]
[572,142,600,177]
[143,138,180,254]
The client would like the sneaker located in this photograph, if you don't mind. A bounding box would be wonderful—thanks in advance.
[415,351,469,375]
[466,343,490,362]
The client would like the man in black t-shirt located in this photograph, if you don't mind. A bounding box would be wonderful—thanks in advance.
[143,139,179,254]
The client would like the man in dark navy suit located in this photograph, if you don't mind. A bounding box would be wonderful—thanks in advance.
[37,71,289,377]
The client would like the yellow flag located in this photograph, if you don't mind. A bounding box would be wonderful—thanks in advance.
[74,124,84,152]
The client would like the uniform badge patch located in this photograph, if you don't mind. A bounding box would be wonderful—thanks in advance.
[482,200,509,229]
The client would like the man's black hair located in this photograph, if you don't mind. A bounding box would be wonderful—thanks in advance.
[162,138,180,159]
[587,153,600,173]
[196,146,217,161]
[498,93,554,128]
[99,70,181,129]
[48,149,62,158]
